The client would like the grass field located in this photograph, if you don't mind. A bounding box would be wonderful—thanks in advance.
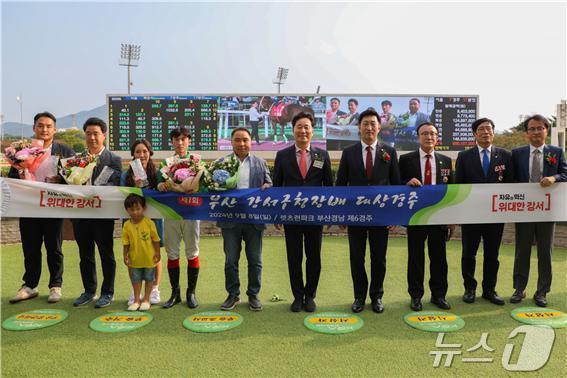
[1,236,566,377]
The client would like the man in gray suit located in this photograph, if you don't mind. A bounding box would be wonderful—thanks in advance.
[218,127,272,311]
[72,117,122,308]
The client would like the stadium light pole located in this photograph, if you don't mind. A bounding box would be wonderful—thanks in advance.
[16,95,23,138]
[273,67,289,94]
[119,43,141,94]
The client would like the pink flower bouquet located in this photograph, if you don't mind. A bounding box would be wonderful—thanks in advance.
[4,139,49,180]
[160,154,204,193]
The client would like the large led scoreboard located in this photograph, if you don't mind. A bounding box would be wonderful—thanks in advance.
[107,94,479,152]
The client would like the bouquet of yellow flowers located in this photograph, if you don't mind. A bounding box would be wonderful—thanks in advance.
[59,152,98,185]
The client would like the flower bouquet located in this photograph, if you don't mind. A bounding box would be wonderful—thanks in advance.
[202,155,240,191]
[59,152,98,185]
[160,154,204,193]
[3,139,49,180]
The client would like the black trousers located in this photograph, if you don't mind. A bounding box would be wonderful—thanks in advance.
[250,121,260,144]
[72,219,116,296]
[513,222,554,294]
[19,218,64,289]
[407,225,448,299]
[348,226,389,301]
[283,225,322,300]
[461,223,504,293]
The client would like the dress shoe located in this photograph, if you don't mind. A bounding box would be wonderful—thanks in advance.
[462,290,476,303]
[371,298,384,314]
[431,297,451,310]
[290,297,303,312]
[303,297,316,312]
[220,295,240,311]
[248,295,262,311]
[482,291,505,306]
[410,297,422,311]
[10,286,39,304]
[533,292,547,307]
[351,298,365,313]
[510,290,526,304]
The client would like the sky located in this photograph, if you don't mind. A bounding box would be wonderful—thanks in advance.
[1,1,566,131]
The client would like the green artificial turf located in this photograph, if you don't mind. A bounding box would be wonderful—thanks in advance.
[1,236,566,377]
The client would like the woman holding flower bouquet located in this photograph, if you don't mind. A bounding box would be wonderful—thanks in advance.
[8,112,75,304]
[157,127,203,309]
[121,139,164,305]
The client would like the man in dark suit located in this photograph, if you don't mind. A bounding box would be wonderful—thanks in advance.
[9,111,75,304]
[72,117,122,308]
[455,117,513,305]
[511,114,567,307]
[399,122,454,311]
[273,111,333,312]
[218,127,272,311]
[336,108,401,313]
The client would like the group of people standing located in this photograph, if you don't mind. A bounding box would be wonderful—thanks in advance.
[8,109,566,314]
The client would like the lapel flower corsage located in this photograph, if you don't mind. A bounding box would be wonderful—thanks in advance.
[313,152,322,162]
[545,152,558,166]
[494,164,506,182]
[380,149,391,162]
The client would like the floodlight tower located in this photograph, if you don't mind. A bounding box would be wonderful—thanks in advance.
[273,67,289,94]
[119,43,141,94]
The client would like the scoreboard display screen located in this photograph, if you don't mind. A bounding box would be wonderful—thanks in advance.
[107,94,479,152]
[108,95,217,151]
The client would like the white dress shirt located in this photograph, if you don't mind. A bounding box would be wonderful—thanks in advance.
[237,155,250,189]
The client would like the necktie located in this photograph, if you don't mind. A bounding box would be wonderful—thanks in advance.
[424,154,432,185]
[530,149,542,183]
[299,149,307,179]
[366,146,373,180]
[482,149,490,177]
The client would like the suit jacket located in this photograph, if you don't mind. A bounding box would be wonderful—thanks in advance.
[336,142,401,186]
[218,153,273,231]
[92,148,122,186]
[273,145,333,187]
[399,150,454,185]
[455,146,513,184]
[8,141,75,179]
[512,145,567,183]
[413,112,430,128]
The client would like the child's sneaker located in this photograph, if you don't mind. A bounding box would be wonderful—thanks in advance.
[139,302,151,311]
[128,302,140,311]
[150,287,161,304]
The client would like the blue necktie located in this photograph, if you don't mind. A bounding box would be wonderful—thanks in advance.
[482,149,490,177]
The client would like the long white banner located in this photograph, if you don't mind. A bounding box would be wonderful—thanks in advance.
[0,178,565,225]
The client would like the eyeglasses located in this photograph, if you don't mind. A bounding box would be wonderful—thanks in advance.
[527,127,546,132]
[419,132,438,137]
[475,127,494,133]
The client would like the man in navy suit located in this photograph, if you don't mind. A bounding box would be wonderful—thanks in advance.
[72,117,122,308]
[455,117,513,305]
[511,114,567,307]
[9,112,75,304]
[399,122,454,311]
[273,112,333,312]
[218,127,272,311]
[336,109,401,313]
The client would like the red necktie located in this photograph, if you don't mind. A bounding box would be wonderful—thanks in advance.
[424,154,432,185]
[299,149,307,179]
[366,146,373,180]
